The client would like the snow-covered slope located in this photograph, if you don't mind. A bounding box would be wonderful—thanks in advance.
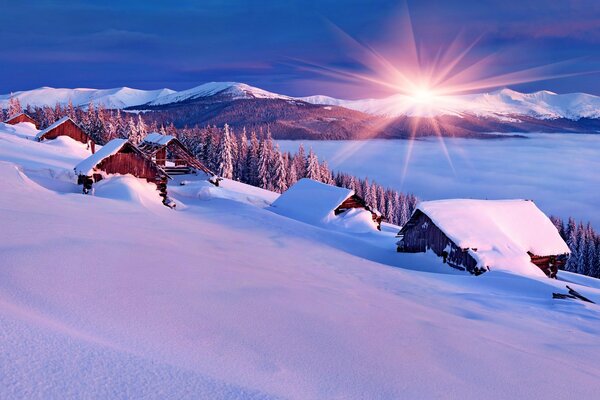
[5,83,599,121]
[301,88,600,120]
[146,81,291,105]
[0,86,175,109]
[1,121,600,399]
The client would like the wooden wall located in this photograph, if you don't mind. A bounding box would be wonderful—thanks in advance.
[6,114,37,128]
[40,119,95,152]
[335,194,382,230]
[397,211,480,274]
[96,152,162,183]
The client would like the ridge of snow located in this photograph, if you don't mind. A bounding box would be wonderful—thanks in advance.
[2,83,600,120]
[302,89,600,120]
[0,86,176,109]
[147,82,291,105]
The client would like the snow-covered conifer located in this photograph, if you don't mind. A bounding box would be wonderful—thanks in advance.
[217,124,234,179]
[305,149,321,181]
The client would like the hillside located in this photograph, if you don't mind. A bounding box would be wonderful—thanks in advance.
[1,122,600,398]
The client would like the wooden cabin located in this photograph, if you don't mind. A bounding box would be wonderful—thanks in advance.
[4,113,37,128]
[137,133,213,176]
[36,116,95,153]
[396,199,570,278]
[271,178,383,230]
[74,139,171,206]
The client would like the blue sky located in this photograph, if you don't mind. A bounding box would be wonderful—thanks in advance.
[1,0,599,97]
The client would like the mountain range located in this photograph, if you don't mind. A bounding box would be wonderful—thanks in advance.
[2,82,599,138]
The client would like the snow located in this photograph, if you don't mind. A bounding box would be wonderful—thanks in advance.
[142,132,175,146]
[1,122,600,399]
[412,199,570,277]
[35,116,73,139]
[270,178,355,225]
[73,139,128,176]
[302,88,600,120]
[4,84,600,120]
[147,82,291,106]
[277,136,600,228]
[0,86,175,109]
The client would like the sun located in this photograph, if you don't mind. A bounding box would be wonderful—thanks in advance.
[409,87,436,104]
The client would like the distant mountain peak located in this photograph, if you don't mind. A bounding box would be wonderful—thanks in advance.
[1,83,599,121]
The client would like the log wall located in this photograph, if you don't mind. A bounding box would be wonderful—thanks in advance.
[40,119,95,153]
[336,194,382,230]
[398,211,479,273]
[6,114,37,128]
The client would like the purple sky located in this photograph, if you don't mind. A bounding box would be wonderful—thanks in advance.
[1,0,599,98]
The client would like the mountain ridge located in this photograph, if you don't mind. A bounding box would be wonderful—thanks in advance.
[2,82,600,121]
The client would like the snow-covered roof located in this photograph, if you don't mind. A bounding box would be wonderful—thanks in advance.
[271,179,354,224]
[74,139,128,176]
[411,199,570,276]
[143,132,176,146]
[4,112,28,121]
[35,116,75,139]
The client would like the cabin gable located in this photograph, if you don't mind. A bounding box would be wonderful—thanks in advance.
[398,210,480,273]
[5,113,37,128]
[335,194,383,230]
[38,118,96,153]
[138,135,213,176]
[76,140,170,205]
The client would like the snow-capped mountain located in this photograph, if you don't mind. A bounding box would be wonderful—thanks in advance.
[0,86,176,109]
[3,83,599,121]
[146,82,291,105]
[301,88,600,120]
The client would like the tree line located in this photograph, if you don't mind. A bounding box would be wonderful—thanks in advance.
[3,98,600,279]
[550,216,600,278]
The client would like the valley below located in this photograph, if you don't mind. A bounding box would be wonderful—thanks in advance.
[278,133,600,227]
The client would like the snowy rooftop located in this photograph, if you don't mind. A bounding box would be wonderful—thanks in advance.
[142,132,176,146]
[35,116,73,139]
[414,199,570,276]
[4,112,28,121]
[270,178,354,224]
[74,139,128,176]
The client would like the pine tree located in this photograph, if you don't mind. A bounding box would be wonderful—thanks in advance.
[305,148,321,181]
[136,114,148,143]
[217,124,234,179]
[271,145,288,193]
[247,131,260,186]
[320,161,333,184]
[7,94,22,118]
[236,128,248,181]
[576,222,587,275]
[285,153,298,188]
[257,138,271,189]
[127,117,140,144]
[295,144,307,178]
[565,218,579,272]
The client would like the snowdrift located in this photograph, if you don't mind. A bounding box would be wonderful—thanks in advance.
[1,122,600,399]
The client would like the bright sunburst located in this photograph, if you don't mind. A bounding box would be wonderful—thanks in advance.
[294,3,584,186]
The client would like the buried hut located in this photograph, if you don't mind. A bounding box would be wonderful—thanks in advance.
[4,112,38,128]
[138,133,213,176]
[396,199,570,278]
[74,139,172,206]
[270,178,383,230]
[36,116,96,153]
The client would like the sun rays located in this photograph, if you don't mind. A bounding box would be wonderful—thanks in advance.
[292,3,588,188]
